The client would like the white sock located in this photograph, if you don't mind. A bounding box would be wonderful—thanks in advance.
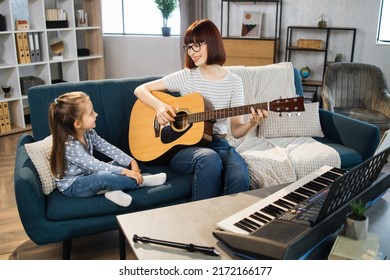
[140,172,167,187]
[104,190,132,207]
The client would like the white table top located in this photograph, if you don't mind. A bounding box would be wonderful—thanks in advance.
[117,185,285,260]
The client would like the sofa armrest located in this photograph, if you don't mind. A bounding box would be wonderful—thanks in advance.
[376,89,390,118]
[14,134,49,245]
[319,109,380,160]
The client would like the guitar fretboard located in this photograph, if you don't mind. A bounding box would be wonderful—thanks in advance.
[188,102,269,124]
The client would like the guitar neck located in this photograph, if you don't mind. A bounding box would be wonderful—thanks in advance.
[188,102,269,123]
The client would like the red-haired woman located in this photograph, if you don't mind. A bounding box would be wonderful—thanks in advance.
[134,19,267,200]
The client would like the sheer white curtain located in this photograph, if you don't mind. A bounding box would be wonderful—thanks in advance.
[179,0,207,65]
[378,0,390,44]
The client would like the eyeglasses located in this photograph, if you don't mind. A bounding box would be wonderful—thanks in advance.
[182,42,206,54]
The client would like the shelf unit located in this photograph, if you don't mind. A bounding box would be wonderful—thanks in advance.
[220,0,282,66]
[285,26,356,101]
[0,0,104,136]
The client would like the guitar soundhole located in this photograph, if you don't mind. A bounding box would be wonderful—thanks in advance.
[172,111,189,132]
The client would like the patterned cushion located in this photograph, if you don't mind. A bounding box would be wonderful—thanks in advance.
[258,102,325,138]
[25,135,56,195]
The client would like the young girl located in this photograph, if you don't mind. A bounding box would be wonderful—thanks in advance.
[48,91,166,207]
[134,19,268,200]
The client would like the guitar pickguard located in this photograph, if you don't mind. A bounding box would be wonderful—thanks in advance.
[160,124,193,144]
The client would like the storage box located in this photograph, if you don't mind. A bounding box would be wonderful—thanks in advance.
[297,39,324,49]
[0,14,6,31]
[20,76,45,95]
[46,20,68,29]
[77,48,90,57]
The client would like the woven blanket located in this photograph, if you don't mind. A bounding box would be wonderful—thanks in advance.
[232,136,341,189]
[225,63,341,189]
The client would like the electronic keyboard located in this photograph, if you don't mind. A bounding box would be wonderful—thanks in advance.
[213,147,390,259]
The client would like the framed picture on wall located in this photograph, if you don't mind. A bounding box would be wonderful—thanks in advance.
[241,11,262,38]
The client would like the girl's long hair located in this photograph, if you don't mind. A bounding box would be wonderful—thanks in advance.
[48,91,89,178]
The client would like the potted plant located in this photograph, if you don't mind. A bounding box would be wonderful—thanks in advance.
[155,0,178,37]
[317,13,327,28]
[344,200,368,240]
[334,53,342,62]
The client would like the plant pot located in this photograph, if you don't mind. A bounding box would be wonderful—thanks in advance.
[161,27,171,37]
[344,214,369,240]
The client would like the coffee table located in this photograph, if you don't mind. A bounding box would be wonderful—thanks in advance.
[117,185,390,260]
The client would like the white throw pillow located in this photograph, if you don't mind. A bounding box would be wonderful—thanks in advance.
[25,135,56,195]
[258,102,325,138]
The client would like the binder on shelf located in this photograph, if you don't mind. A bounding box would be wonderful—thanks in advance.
[0,102,6,133]
[2,102,11,132]
[33,32,41,62]
[15,33,26,64]
[22,32,31,63]
[28,32,36,63]
[0,117,5,133]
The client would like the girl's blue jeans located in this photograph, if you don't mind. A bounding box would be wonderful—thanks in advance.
[62,162,139,198]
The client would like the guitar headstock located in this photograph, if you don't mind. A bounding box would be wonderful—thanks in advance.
[269,96,305,113]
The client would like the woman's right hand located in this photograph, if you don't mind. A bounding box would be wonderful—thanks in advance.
[134,79,176,126]
[156,103,176,126]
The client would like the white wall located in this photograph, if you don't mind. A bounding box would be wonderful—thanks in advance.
[104,0,390,83]
[103,35,182,78]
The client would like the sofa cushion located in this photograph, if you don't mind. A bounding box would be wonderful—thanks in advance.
[24,135,56,195]
[46,165,192,220]
[313,137,363,169]
[258,102,324,138]
[335,107,390,132]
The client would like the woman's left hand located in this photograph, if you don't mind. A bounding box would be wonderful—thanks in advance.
[249,107,268,126]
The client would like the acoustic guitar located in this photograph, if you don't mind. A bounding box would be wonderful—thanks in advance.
[129,91,305,163]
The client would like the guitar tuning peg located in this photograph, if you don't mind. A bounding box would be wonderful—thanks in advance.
[279,113,282,117]
[297,112,301,116]
[287,113,292,117]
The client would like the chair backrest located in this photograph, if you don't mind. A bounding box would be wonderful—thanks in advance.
[322,63,388,110]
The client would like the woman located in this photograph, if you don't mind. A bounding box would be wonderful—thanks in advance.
[134,19,268,200]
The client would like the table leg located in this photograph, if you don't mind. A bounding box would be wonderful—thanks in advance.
[119,229,126,260]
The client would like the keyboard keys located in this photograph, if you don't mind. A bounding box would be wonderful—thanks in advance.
[231,168,346,233]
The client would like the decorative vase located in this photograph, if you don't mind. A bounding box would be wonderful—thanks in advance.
[161,27,171,37]
[344,214,369,240]
[1,85,12,98]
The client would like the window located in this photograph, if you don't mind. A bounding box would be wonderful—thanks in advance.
[377,0,390,44]
[102,0,180,36]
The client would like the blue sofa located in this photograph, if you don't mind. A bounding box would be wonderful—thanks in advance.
[13,69,380,259]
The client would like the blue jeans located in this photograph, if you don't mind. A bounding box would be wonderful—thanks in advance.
[170,135,249,201]
[62,163,139,198]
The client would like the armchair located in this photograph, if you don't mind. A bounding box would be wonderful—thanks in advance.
[320,62,390,132]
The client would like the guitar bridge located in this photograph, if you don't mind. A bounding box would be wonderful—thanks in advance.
[154,117,160,137]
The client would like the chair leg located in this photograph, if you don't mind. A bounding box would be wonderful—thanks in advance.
[63,239,72,260]
[119,230,126,260]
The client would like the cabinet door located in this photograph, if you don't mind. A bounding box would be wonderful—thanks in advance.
[223,39,277,66]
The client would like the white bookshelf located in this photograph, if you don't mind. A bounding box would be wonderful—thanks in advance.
[0,0,104,136]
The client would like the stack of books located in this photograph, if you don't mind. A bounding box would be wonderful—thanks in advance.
[328,232,380,260]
